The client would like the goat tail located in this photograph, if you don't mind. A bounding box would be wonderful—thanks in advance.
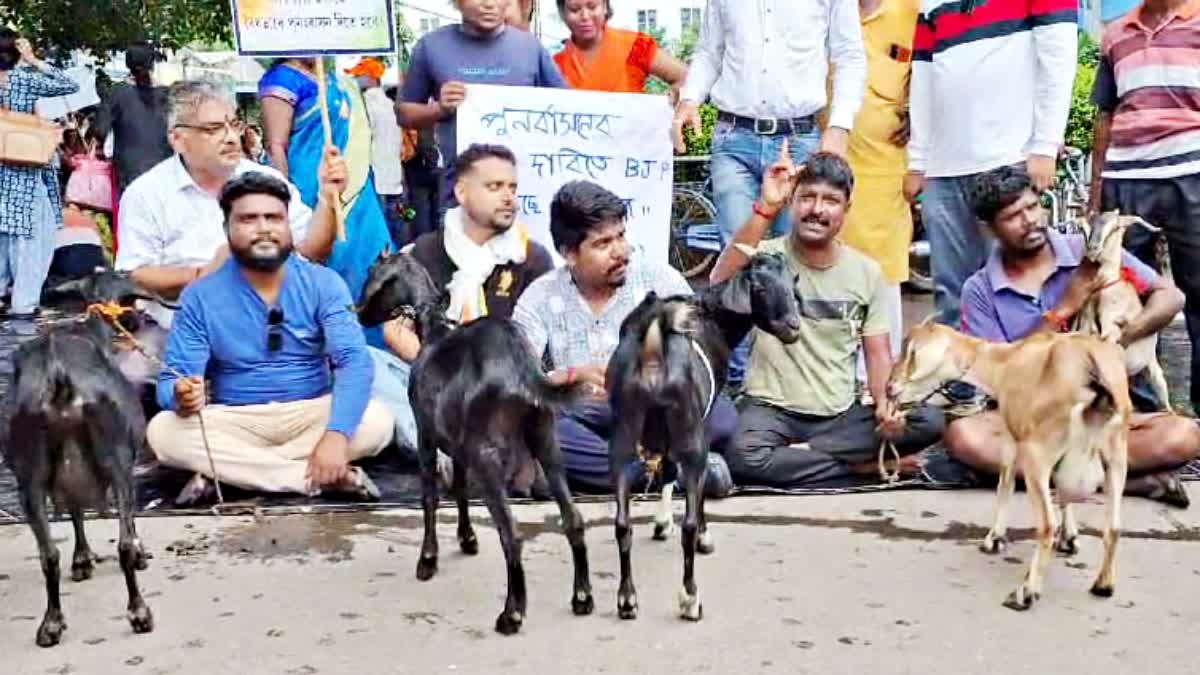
[529,375,590,409]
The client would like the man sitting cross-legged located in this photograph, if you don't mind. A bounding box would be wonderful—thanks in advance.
[953,165,1200,507]
[513,180,737,494]
[714,148,945,489]
[147,173,395,505]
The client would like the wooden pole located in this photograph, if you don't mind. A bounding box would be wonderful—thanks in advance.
[314,58,347,242]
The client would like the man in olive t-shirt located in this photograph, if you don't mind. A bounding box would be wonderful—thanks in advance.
[709,149,944,489]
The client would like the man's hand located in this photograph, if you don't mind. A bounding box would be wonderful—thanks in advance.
[174,376,206,418]
[383,316,421,362]
[672,100,702,154]
[438,81,467,116]
[903,171,925,204]
[306,432,351,490]
[1058,258,1104,317]
[890,109,911,147]
[875,400,906,441]
[760,139,802,214]
[819,127,850,157]
[317,145,348,203]
[1027,153,1057,192]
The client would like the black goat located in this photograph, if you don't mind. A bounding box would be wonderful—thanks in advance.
[3,270,166,646]
[359,252,594,635]
[606,252,803,621]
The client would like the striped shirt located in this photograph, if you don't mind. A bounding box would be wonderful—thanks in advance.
[1093,1,1200,180]
[908,0,1078,177]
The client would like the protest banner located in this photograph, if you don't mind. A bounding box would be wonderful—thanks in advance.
[457,84,675,266]
[229,0,396,57]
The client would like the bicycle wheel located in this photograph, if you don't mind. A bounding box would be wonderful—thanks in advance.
[669,188,720,281]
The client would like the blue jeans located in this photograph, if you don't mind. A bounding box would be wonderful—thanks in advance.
[710,120,819,382]
[923,173,992,327]
[368,347,418,457]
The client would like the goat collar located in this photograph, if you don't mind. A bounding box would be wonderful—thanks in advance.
[691,338,717,418]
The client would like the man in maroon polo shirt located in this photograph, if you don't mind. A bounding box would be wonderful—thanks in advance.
[950,166,1200,507]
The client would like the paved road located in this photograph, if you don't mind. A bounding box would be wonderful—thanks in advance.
[3,490,1200,674]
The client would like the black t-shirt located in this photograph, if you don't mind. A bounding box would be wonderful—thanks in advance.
[408,230,554,320]
[95,84,172,193]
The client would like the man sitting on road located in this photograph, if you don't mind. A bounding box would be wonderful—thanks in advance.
[374,144,554,455]
[513,180,737,494]
[713,148,945,489]
[147,173,394,505]
[115,80,344,390]
[953,165,1200,507]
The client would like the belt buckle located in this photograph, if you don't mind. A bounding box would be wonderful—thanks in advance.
[754,117,779,135]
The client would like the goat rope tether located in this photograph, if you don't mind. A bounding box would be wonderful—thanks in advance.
[85,303,226,507]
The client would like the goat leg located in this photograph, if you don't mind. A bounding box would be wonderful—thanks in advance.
[415,437,440,581]
[1093,434,1128,598]
[69,506,97,582]
[479,451,526,635]
[453,459,478,555]
[1055,504,1080,556]
[981,450,1017,554]
[610,425,640,620]
[677,447,706,621]
[1004,448,1056,612]
[116,476,153,635]
[24,488,65,647]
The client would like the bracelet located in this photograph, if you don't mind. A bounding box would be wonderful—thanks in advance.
[752,201,777,221]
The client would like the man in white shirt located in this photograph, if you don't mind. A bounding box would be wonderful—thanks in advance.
[115,80,345,385]
[904,0,1077,326]
[673,0,867,382]
[347,58,407,246]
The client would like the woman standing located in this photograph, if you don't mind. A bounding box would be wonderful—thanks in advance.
[257,58,391,306]
[553,0,687,95]
[0,31,79,319]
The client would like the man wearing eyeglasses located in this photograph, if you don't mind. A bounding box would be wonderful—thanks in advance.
[113,80,345,393]
[147,172,395,505]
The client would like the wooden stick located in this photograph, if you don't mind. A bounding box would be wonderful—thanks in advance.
[314,58,347,242]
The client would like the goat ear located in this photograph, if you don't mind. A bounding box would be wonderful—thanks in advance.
[717,269,753,314]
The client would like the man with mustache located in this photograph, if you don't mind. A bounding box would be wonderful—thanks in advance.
[146,173,395,505]
[711,146,944,489]
[952,165,1199,506]
[512,181,737,494]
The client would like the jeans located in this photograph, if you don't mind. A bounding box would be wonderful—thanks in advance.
[556,396,738,496]
[922,173,992,327]
[0,179,57,314]
[727,399,945,489]
[368,347,419,456]
[710,119,820,382]
[378,193,407,249]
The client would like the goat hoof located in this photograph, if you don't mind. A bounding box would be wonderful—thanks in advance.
[128,604,154,634]
[980,535,1008,555]
[35,617,65,648]
[572,591,595,616]
[494,611,524,635]
[652,521,674,541]
[458,534,479,556]
[71,559,95,583]
[617,594,639,620]
[1002,587,1038,612]
[678,589,703,622]
[697,531,716,555]
[1055,536,1079,557]
[1090,582,1114,598]
[415,556,438,581]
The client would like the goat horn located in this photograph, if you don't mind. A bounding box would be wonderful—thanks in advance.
[1128,217,1161,234]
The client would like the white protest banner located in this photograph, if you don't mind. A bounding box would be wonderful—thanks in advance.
[457,84,674,266]
[229,0,396,56]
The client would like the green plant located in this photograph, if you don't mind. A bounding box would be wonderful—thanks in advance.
[1065,32,1101,153]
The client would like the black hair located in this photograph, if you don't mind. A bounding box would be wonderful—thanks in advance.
[556,0,614,20]
[0,28,19,72]
[794,152,855,200]
[970,165,1034,224]
[550,180,627,253]
[453,143,517,179]
[126,42,158,72]
[218,172,291,228]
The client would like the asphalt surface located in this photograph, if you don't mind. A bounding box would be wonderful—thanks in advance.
[3,490,1200,674]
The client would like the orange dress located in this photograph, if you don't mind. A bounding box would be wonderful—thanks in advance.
[554,27,659,93]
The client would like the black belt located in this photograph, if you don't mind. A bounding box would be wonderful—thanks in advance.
[718,111,816,136]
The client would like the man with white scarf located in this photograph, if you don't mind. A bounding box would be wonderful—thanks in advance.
[370,144,554,458]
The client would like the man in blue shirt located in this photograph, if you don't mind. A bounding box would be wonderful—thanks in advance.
[147,173,394,505]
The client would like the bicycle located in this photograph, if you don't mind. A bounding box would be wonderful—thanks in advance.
[670,156,722,282]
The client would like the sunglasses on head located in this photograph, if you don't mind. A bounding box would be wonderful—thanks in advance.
[267,308,284,352]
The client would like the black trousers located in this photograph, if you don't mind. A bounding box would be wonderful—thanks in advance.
[1103,174,1200,409]
[726,398,945,489]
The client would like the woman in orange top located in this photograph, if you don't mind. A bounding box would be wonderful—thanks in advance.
[553,0,687,95]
